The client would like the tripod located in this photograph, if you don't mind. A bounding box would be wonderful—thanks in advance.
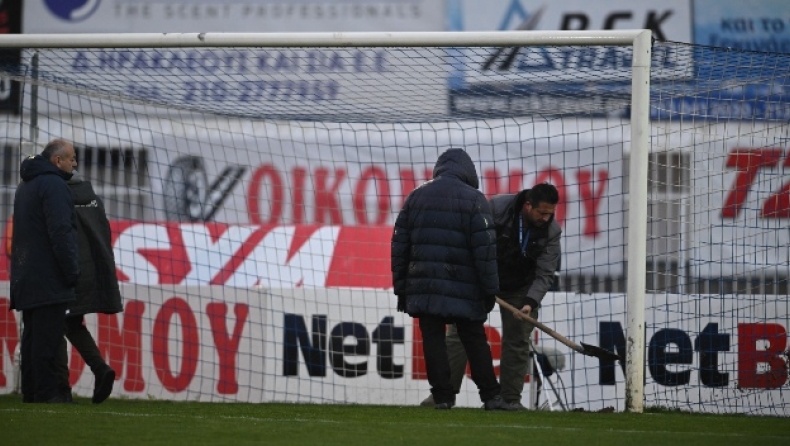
[528,338,567,411]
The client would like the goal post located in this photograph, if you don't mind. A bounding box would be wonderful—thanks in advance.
[0,29,654,412]
[626,30,651,414]
[6,30,787,415]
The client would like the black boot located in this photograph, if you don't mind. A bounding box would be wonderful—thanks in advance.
[92,366,116,404]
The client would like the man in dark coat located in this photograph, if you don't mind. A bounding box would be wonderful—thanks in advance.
[391,148,513,410]
[56,170,123,404]
[420,184,562,410]
[11,138,80,403]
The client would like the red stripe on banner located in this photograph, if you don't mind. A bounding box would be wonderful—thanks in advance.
[287,225,324,263]
[210,226,271,285]
[325,226,392,288]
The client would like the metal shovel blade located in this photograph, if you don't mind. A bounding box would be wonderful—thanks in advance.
[579,342,622,361]
[495,296,623,363]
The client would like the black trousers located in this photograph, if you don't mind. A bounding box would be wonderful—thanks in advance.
[419,314,500,405]
[57,315,110,396]
[21,303,68,402]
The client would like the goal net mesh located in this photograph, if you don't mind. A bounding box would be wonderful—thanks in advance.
[0,39,787,415]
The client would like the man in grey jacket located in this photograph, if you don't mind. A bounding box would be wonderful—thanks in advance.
[420,183,562,410]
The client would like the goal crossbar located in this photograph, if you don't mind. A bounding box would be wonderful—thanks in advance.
[0,30,648,49]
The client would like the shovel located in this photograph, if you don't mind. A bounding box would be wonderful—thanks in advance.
[495,297,622,361]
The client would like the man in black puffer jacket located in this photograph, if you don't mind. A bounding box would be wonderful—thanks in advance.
[11,139,80,403]
[391,148,513,411]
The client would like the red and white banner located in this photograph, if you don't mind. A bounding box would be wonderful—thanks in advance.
[148,120,626,276]
[0,118,627,280]
[689,123,790,276]
[0,286,786,414]
[109,223,392,288]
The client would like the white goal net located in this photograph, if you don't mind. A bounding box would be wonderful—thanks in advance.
[0,31,786,415]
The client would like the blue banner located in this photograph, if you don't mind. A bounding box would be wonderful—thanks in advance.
[694,0,790,53]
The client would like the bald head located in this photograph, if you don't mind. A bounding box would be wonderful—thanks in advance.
[41,139,77,174]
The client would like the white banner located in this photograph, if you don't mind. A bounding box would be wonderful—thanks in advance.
[1,286,787,414]
[448,0,693,89]
[148,119,626,275]
[694,0,790,52]
[1,115,627,277]
[452,0,691,40]
[25,46,449,121]
[22,2,450,119]
[23,0,444,33]
[689,123,790,276]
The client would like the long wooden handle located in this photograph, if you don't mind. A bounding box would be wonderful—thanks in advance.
[495,296,583,354]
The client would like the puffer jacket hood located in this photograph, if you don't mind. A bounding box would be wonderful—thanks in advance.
[20,154,73,183]
[432,148,480,190]
[68,171,99,207]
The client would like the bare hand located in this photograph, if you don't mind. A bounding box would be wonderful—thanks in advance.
[520,305,532,315]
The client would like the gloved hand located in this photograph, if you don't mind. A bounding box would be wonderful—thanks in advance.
[484,295,496,313]
[397,295,407,313]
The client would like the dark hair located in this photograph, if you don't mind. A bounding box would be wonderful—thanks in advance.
[40,138,72,161]
[528,183,559,207]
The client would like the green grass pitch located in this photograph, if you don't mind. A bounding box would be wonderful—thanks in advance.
[1,394,788,445]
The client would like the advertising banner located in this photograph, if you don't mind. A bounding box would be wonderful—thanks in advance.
[694,0,790,53]
[147,119,626,276]
[449,0,690,39]
[23,0,444,33]
[21,1,450,119]
[0,287,786,414]
[679,0,790,121]
[26,46,448,120]
[0,117,626,278]
[690,123,790,276]
[445,0,692,119]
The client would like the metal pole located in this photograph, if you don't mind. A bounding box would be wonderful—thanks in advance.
[625,30,652,413]
[29,51,38,147]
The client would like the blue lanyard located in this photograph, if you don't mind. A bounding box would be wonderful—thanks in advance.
[519,217,530,255]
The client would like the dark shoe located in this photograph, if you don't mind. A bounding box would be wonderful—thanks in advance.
[484,395,519,411]
[435,402,453,410]
[505,400,528,410]
[22,394,34,403]
[92,368,116,404]
[420,394,435,407]
[44,395,72,404]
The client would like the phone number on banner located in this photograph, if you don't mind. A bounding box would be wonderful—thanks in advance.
[126,80,341,103]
